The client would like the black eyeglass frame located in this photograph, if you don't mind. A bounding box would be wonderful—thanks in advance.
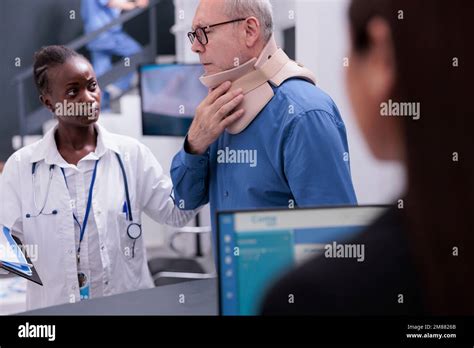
[187,18,247,45]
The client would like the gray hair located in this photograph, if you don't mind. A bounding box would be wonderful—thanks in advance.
[223,0,274,43]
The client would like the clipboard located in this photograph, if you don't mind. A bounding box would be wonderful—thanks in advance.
[0,228,43,286]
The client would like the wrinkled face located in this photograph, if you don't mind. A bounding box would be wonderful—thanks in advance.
[191,0,249,75]
[40,56,101,128]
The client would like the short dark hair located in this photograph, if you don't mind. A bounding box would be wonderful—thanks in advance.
[33,45,85,94]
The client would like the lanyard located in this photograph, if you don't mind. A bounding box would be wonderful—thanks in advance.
[60,160,100,264]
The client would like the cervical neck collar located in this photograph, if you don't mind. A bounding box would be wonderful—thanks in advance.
[200,36,317,134]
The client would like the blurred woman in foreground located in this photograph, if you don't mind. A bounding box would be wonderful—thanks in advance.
[262,0,473,315]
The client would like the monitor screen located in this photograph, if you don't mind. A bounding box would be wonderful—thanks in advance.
[140,63,208,136]
[217,205,389,315]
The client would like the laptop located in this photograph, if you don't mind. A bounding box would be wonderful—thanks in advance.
[216,205,389,315]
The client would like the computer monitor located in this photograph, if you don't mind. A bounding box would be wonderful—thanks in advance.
[140,63,208,136]
[217,205,389,315]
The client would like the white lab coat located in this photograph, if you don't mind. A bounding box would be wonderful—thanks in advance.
[0,123,197,311]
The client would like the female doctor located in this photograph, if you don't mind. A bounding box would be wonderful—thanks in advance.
[0,45,196,311]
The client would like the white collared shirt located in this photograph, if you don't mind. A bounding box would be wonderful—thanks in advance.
[60,154,104,300]
[0,124,197,311]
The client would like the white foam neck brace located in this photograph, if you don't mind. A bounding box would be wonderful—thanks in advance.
[200,36,316,134]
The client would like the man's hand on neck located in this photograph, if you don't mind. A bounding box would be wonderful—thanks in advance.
[186,82,244,155]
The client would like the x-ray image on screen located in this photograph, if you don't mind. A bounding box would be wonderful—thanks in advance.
[140,64,208,136]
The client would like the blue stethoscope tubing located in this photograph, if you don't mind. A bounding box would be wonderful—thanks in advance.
[114,153,142,257]
[30,163,57,217]
[26,153,142,257]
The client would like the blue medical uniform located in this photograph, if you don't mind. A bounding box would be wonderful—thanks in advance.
[81,0,141,91]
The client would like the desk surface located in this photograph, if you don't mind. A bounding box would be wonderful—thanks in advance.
[20,279,218,315]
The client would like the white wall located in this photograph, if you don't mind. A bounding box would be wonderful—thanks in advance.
[172,0,200,64]
[295,0,405,204]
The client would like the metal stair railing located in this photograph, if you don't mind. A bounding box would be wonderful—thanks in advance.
[12,0,161,146]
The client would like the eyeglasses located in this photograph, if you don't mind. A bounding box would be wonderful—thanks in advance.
[188,18,246,46]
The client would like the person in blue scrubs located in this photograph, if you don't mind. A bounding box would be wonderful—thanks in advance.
[171,0,357,247]
[81,0,148,100]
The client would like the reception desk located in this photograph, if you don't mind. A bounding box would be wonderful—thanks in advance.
[19,279,218,315]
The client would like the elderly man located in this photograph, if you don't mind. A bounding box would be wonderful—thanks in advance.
[171,0,357,248]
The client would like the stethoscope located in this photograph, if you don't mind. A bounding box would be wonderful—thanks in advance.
[26,153,142,258]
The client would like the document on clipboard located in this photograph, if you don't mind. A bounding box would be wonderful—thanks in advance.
[0,226,43,285]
